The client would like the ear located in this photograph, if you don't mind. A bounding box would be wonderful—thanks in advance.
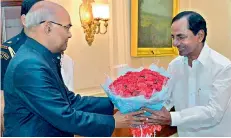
[44,22,52,34]
[21,14,26,26]
[197,30,205,42]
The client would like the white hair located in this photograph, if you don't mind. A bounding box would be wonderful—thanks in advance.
[25,7,56,29]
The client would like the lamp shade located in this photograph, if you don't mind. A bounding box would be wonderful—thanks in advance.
[91,3,109,19]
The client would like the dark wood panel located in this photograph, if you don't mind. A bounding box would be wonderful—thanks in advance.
[1,0,22,7]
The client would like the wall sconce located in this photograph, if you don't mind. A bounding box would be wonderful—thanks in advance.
[79,0,110,46]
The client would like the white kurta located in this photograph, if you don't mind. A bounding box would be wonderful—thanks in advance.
[61,54,74,92]
[165,43,231,136]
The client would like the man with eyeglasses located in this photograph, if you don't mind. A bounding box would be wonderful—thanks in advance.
[1,0,75,93]
[1,0,43,135]
[136,11,231,136]
[3,1,144,137]
[1,0,76,135]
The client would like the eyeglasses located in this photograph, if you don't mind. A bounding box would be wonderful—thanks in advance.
[40,21,72,32]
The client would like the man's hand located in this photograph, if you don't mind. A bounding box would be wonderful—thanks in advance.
[113,110,145,128]
[141,107,171,125]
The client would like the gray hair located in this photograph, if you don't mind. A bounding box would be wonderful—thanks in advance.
[25,7,56,29]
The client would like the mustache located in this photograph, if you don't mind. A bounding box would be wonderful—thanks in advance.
[176,45,185,50]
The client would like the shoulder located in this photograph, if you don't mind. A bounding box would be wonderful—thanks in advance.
[11,46,46,70]
[2,32,26,51]
[13,55,47,75]
[12,57,51,86]
[2,34,20,47]
[5,51,44,83]
[209,48,231,68]
[3,39,14,47]
[209,49,231,79]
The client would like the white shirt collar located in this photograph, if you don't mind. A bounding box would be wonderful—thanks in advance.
[197,43,210,66]
[183,43,210,66]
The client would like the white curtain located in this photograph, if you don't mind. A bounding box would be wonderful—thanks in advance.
[108,0,130,79]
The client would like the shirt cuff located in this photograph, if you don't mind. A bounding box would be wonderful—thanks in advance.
[163,100,173,111]
[170,112,182,126]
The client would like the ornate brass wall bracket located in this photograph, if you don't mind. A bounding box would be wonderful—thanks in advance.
[79,0,109,46]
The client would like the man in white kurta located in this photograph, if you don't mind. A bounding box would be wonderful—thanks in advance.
[140,11,231,136]
[166,43,231,136]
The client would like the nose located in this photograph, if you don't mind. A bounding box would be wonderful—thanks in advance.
[173,38,180,48]
[68,31,72,38]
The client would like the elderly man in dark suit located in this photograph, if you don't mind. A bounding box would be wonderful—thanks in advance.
[3,1,144,137]
[1,0,43,136]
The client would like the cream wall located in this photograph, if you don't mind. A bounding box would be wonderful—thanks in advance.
[49,0,231,95]
[49,0,110,95]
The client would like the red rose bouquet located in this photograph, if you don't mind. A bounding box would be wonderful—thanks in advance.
[102,64,171,137]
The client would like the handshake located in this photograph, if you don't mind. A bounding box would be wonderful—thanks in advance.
[113,107,172,128]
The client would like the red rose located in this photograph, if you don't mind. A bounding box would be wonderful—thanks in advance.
[109,69,168,99]
[108,68,168,137]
